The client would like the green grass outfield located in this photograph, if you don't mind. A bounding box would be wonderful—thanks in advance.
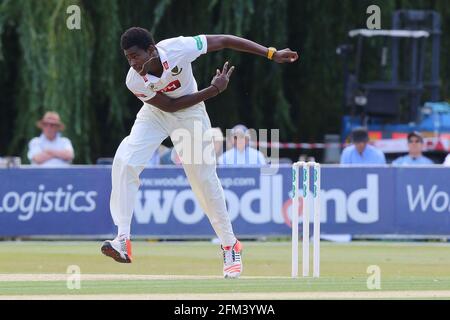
[0,241,449,299]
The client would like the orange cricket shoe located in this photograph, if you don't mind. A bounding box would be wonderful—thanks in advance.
[101,235,132,263]
[222,240,243,278]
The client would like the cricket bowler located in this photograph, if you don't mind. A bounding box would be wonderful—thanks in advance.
[101,27,298,278]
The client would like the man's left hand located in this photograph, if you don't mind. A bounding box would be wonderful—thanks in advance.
[273,49,299,63]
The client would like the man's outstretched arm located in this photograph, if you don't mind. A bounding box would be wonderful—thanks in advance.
[145,35,298,113]
[206,35,299,63]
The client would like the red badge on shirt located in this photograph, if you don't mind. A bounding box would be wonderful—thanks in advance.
[157,80,181,93]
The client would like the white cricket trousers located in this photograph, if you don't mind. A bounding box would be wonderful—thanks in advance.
[110,102,237,246]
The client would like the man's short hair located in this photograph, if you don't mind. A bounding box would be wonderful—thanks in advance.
[407,131,424,143]
[120,27,155,50]
[351,127,369,143]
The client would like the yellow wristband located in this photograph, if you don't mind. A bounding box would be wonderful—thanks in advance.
[267,47,277,60]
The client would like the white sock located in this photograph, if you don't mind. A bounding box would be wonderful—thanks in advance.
[117,225,130,239]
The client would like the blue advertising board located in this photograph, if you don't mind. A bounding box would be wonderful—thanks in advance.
[0,168,113,235]
[394,167,450,234]
[0,166,449,237]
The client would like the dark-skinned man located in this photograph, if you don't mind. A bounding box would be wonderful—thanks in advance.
[101,27,298,278]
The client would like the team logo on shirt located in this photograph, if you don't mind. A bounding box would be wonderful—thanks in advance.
[171,66,183,76]
[157,80,181,93]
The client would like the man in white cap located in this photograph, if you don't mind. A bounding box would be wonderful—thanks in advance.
[218,124,267,165]
[27,111,74,167]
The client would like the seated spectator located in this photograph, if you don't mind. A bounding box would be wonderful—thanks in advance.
[443,153,450,166]
[218,124,266,165]
[0,157,21,168]
[0,157,6,168]
[392,132,433,165]
[28,111,74,167]
[340,127,386,164]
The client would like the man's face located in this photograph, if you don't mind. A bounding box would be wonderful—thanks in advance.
[354,141,367,154]
[234,135,247,151]
[42,122,59,140]
[408,137,423,156]
[124,45,153,74]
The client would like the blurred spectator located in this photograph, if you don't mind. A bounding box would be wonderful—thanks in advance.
[224,129,234,152]
[443,154,450,166]
[27,111,74,167]
[392,132,433,165]
[340,127,386,164]
[0,157,21,168]
[218,124,266,165]
[297,155,315,162]
[160,128,223,166]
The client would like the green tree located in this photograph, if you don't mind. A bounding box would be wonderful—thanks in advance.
[1,0,449,162]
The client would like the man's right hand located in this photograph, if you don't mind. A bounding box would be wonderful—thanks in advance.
[145,61,235,113]
[211,61,235,94]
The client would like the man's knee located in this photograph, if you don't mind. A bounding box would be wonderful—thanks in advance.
[112,150,143,181]
[195,173,223,200]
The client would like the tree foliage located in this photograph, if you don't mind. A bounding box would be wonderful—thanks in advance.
[0,0,449,162]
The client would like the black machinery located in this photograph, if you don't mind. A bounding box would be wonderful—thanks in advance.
[337,9,441,126]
